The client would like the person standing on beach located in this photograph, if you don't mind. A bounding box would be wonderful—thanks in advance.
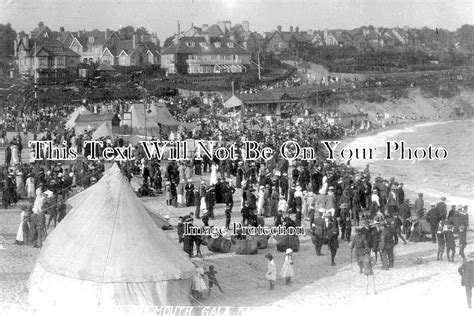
[379,223,395,270]
[426,203,440,243]
[436,197,448,221]
[326,216,339,266]
[458,251,474,309]
[265,253,277,290]
[446,224,456,262]
[415,193,424,216]
[352,228,369,273]
[281,248,294,284]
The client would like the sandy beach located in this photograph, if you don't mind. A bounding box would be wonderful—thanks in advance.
[1,161,473,316]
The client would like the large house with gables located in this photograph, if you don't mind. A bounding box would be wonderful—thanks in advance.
[161,36,250,74]
[14,23,80,76]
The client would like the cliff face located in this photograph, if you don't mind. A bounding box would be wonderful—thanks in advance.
[337,85,474,120]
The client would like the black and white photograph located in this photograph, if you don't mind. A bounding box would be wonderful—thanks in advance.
[0,0,473,315]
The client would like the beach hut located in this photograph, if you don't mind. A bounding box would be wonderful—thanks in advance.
[91,122,115,140]
[65,105,92,129]
[28,164,195,309]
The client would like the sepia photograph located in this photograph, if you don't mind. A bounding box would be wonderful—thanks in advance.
[0,0,473,315]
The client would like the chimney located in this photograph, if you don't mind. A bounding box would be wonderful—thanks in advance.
[324,29,328,39]
[204,34,210,44]
[218,21,226,33]
[140,35,145,42]
[13,39,17,57]
[202,24,209,31]
[243,21,249,32]
[290,26,293,33]
[132,35,138,49]
[78,30,83,37]
[224,21,231,32]
[277,25,282,32]
[295,26,299,33]
[24,36,29,50]
[38,22,44,28]
[105,29,109,40]
[60,26,65,32]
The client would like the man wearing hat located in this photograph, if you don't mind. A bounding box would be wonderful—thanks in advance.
[351,228,370,273]
[326,215,339,266]
[185,179,195,207]
[415,193,424,216]
[311,211,326,256]
[379,223,395,270]
[426,202,440,243]
[436,197,448,221]
[339,203,352,242]
[458,250,474,308]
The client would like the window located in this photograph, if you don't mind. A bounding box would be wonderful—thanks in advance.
[88,37,94,44]
[199,42,206,48]
[278,42,283,48]
[56,57,65,66]
[186,42,195,47]
[227,42,234,48]
[214,42,221,48]
[39,57,47,66]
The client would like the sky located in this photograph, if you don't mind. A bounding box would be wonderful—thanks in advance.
[1,0,473,41]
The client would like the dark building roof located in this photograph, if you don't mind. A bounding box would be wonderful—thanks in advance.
[75,113,119,123]
[161,36,249,55]
[26,39,80,57]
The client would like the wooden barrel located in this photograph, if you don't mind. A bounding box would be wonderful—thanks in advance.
[234,239,258,255]
[276,235,300,252]
[248,235,269,249]
[207,237,231,253]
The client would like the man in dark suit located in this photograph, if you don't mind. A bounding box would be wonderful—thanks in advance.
[312,212,326,256]
[458,252,474,308]
[326,215,339,266]
[351,228,369,273]
[436,197,448,221]
[379,224,395,270]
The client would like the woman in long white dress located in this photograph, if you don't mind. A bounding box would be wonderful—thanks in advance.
[26,174,35,199]
[210,162,218,185]
[281,248,294,284]
[11,145,19,166]
[257,186,265,216]
[15,206,30,245]
[32,185,45,214]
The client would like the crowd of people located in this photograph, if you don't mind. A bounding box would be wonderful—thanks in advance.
[0,74,472,308]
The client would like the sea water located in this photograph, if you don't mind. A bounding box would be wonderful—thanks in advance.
[345,119,474,213]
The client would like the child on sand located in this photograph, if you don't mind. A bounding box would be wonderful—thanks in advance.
[205,265,224,294]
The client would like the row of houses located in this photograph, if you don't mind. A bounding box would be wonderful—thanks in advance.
[15,22,160,76]
[13,21,468,77]
[265,26,415,54]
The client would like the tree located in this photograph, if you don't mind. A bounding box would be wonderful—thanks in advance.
[163,36,175,48]
[118,25,136,40]
[0,23,17,57]
[119,25,150,40]
[136,27,150,37]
